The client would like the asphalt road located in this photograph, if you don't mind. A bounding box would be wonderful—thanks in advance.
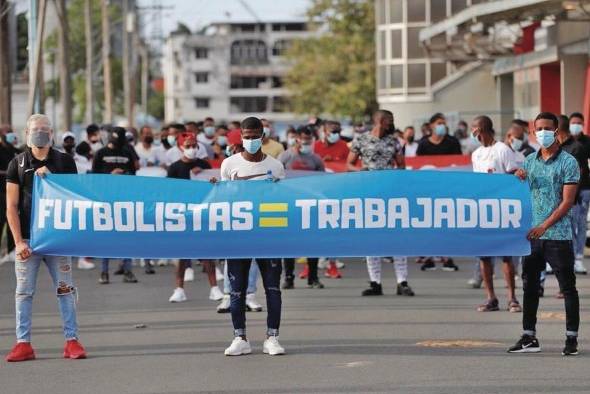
[0,257,588,394]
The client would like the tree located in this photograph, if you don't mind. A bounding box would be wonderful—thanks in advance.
[284,0,376,121]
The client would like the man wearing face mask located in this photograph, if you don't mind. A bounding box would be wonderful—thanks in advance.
[508,119,536,157]
[569,112,590,151]
[283,126,297,150]
[416,113,462,155]
[92,127,139,284]
[76,124,103,157]
[509,112,580,356]
[556,115,589,275]
[135,126,166,169]
[260,118,284,159]
[215,116,286,357]
[470,116,521,313]
[165,124,208,167]
[402,126,418,157]
[314,121,350,163]
[187,120,214,159]
[5,114,87,362]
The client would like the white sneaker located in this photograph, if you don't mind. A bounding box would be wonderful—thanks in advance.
[217,294,231,313]
[209,286,224,301]
[0,250,15,265]
[77,257,95,270]
[318,258,328,269]
[574,258,587,275]
[224,337,252,356]
[246,293,263,312]
[215,266,224,281]
[335,259,345,269]
[156,259,169,267]
[545,263,553,274]
[263,336,285,355]
[184,267,195,282]
[169,287,187,303]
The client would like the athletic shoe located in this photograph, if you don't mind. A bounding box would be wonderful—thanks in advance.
[508,299,522,313]
[144,260,155,274]
[77,258,95,270]
[562,336,579,356]
[507,334,541,353]
[5,342,36,362]
[184,267,195,282]
[545,263,553,274]
[382,257,394,264]
[298,265,309,279]
[441,259,459,271]
[215,266,224,281]
[0,250,15,266]
[169,287,187,303]
[318,258,329,269]
[99,272,109,284]
[263,336,285,355]
[477,298,499,312]
[467,277,483,289]
[574,258,587,275]
[224,337,251,356]
[335,259,345,269]
[156,259,169,266]
[308,280,325,289]
[113,266,125,275]
[209,286,224,301]
[282,278,294,289]
[361,281,383,296]
[63,340,87,359]
[246,293,263,312]
[217,294,231,313]
[325,261,342,278]
[420,259,436,271]
[397,283,415,296]
[123,271,138,283]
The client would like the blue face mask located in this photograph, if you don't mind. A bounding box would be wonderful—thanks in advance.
[535,129,556,149]
[287,136,296,147]
[243,137,262,154]
[217,135,228,147]
[470,131,480,146]
[299,144,312,154]
[327,133,340,144]
[204,126,216,137]
[263,127,271,138]
[167,135,176,146]
[225,146,233,157]
[434,124,447,136]
[510,138,524,151]
[570,124,584,136]
[5,132,17,145]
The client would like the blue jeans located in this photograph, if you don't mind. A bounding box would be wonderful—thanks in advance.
[223,259,258,294]
[572,189,590,257]
[227,259,282,337]
[15,253,78,342]
[101,258,132,273]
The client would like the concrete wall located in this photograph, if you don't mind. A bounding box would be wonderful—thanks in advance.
[561,54,587,115]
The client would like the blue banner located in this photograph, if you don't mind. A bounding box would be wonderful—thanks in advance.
[30,171,532,258]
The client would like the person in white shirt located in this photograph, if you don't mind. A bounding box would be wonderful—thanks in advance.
[214,116,286,357]
[471,115,521,313]
[402,126,418,157]
[135,126,166,168]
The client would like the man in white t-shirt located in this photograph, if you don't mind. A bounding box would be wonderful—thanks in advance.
[471,115,522,313]
[216,117,285,357]
[135,126,166,168]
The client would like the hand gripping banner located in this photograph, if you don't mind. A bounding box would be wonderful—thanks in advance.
[30,171,532,259]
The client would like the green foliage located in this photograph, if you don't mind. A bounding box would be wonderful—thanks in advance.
[284,0,376,121]
[148,91,165,120]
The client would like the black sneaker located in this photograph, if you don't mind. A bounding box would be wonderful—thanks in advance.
[99,272,109,284]
[562,336,579,356]
[123,271,138,283]
[282,278,294,289]
[361,281,383,296]
[420,259,436,271]
[113,267,125,275]
[397,283,415,296]
[507,334,541,353]
[308,280,325,289]
[441,259,459,272]
[145,261,155,274]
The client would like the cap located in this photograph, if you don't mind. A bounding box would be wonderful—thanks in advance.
[227,129,242,146]
[62,131,75,142]
[177,132,197,146]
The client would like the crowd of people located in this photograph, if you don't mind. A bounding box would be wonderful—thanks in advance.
[0,107,586,360]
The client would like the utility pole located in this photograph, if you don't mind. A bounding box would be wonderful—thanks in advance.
[101,0,112,124]
[84,0,94,124]
[140,43,148,117]
[122,0,131,126]
[0,0,12,124]
[27,0,47,117]
[55,0,71,130]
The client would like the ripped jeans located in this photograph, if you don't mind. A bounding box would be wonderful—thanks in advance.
[227,259,282,338]
[15,252,78,342]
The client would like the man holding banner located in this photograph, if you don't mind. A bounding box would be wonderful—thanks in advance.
[508,112,580,356]
[5,114,86,362]
[218,117,286,356]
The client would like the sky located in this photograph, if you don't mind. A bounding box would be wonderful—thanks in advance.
[138,0,312,37]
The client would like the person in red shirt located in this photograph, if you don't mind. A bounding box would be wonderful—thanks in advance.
[314,121,349,163]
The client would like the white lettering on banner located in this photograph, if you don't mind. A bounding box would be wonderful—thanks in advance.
[35,197,523,232]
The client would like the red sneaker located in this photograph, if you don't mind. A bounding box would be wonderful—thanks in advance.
[5,342,36,362]
[325,261,342,279]
[64,340,87,359]
[298,265,309,279]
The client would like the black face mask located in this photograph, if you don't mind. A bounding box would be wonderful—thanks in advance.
[407,136,414,143]
[161,137,171,149]
[63,143,75,153]
[144,136,154,144]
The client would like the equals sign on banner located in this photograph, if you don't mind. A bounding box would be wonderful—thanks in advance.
[258,203,289,228]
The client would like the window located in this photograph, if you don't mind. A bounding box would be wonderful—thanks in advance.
[194,72,208,83]
[391,29,402,58]
[284,23,305,31]
[272,96,288,112]
[376,0,386,24]
[230,76,267,89]
[408,63,426,88]
[271,76,283,88]
[407,27,425,58]
[272,40,292,57]
[194,47,208,59]
[431,62,447,84]
[231,40,268,65]
[430,0,447,23]
[230,96,268,113]
[388,0,402,23]
[194,97,210,108]
[451,0,467,14]
[378,65,387,90]
[407,0,426,22]
[379,31,387,60]
[390,65,403,89]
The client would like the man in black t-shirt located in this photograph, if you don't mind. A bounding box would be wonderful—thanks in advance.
[0,127,20,263]
[5,114,87,362]
[92,127,139,284]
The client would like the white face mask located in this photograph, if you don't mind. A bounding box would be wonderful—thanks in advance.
[183,147,197,159]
